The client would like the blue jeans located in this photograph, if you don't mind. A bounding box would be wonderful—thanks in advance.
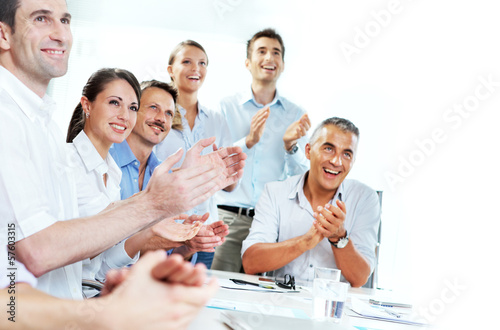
[196,251,215,269]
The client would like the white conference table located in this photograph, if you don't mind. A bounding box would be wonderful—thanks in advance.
[189,270,428,330]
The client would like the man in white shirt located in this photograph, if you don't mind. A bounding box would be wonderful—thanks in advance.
[0,246,218,329]
[241,117,380,287]
[0,0,244,299]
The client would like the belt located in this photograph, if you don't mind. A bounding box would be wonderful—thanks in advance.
[218,205,255,218]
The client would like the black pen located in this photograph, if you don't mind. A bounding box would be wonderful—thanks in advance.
[230,278,274,289]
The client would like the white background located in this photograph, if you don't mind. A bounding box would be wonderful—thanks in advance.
[50,1,499,327]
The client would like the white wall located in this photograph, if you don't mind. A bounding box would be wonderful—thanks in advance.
[51,1,500,327]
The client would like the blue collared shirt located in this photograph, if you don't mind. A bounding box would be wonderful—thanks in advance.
[110,140,197,263]
[214,88,310,208]
[241,173,381,283]
[109,140,161,200]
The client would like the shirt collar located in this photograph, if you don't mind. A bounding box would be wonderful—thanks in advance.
[146,150,161,171]
[111,139,161,171]
[289,171,345,206]
[0,66,56,125]
[178,103,209,120]
[73,131,108,174]
[111,140,138,168]
[239,86,283,108]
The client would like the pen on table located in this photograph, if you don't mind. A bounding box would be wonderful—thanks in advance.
[229,278,274,289]
[383,308,401,318]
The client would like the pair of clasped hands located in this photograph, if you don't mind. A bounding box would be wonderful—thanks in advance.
[305,200,347,249]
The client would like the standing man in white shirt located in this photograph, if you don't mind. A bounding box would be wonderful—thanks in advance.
[212,28,311,272]
[241,117,380,287]
[0,0,244,299]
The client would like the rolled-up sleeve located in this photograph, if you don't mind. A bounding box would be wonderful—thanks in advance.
[347,188,381,272]
[241,183,280,257]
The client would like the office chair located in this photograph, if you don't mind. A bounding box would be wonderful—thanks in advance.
[82,279,104,299]
[363,190,382,289]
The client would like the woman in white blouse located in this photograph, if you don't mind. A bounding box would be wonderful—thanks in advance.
[66,68,200,294]
[155,41,237,269]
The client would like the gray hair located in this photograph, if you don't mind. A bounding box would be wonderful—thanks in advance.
[309,117,359,144]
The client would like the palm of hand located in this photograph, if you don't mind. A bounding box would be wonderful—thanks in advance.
[153,218,203,242]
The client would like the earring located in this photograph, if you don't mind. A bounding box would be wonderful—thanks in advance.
[85,112,89,118]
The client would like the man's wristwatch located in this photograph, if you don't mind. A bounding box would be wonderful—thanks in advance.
[329,232,349,249]
[286,143,298,155]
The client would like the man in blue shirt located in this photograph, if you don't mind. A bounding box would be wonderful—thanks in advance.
[212,28,312,272]
[110,80,231,262]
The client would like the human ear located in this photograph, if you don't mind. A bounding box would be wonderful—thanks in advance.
[167,65,174,81]
[305,143,311,160]
[0,22,12,51]
[80,96,90,115]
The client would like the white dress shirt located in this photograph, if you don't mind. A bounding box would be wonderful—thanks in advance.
[0,66,82,299]
[68,131,138,283]
[241,173,381,283]
[155,103,233,224]
[0,246,37,289]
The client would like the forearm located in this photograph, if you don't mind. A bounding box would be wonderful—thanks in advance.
[0,284,111,330]
[16,193,162,277]
[140,236,182,255]
[242,238,308,274]
[331,241,371,287]
[171,246,196,260]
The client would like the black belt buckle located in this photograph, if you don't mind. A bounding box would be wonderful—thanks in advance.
[219,205,255,218]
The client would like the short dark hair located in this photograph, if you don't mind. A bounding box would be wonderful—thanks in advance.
[246,28,285,60]
[309,117,360,144]
[66,68,141,142]
[0,0,20,33]
[140,80,182,131]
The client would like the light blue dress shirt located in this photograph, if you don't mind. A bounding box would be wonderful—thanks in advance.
[109,140,161,200]
[154,103,233,225]
[241,173,381,283]
[214,88,310,208]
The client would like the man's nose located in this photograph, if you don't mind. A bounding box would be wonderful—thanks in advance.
[50,21,71,44]
[155,110,166,123]
[330,153,342,166]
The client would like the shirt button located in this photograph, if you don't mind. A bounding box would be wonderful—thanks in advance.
[134,161,139,166]
[309,264,313,268]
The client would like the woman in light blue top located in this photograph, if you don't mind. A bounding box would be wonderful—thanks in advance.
[155,40,237,268]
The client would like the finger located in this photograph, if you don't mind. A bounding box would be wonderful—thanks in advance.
[151,253,187,281]
[336,200,346,213]
[214,145,244,159]
[301,114,311,129]
[162,261,206,285]
[312,219,331,237]
[325,203,345,220]
[174,214,189,221]
[193,136,217,152]
[212,143,218,152]
[154,148,183,175]
[222,152,247,169]
[257,106,271,116]
[299,124,307,136]
[252,114,269,129]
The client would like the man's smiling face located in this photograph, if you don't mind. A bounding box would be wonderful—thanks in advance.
[131,87,175,147]
[245,37,284,84]
[5,0,72,91]
[305,124,358,194]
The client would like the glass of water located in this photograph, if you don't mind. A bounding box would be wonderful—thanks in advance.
[312,279,349,323]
